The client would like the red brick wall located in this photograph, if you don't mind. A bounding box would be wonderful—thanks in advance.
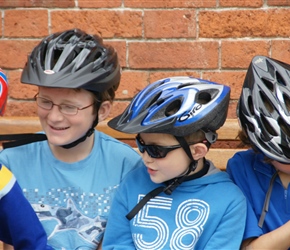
[1,0,290,118]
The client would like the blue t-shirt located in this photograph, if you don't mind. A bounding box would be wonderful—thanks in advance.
[0,164,52,249]
[103,160,246,249]
[0,130,143,250]
[227,149,290,240]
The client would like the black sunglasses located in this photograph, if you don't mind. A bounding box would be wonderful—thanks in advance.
[135,134,184,159]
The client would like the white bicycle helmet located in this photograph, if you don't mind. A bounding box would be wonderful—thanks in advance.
[238,55,290,164]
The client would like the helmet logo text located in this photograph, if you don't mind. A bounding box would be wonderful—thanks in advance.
[179,104,202,122]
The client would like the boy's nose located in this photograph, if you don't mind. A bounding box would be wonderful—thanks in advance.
[47,105,64,120]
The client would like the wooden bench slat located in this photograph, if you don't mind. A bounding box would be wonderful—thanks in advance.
[0,117,241,140]
[206,148,245,171]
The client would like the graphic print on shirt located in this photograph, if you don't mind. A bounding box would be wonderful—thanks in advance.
[23,185,117,248]
[133,195,210,250]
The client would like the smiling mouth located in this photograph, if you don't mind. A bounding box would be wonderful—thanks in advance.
[50,126,69,130]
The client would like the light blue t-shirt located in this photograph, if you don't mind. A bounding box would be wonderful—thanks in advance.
[0,130,143,250]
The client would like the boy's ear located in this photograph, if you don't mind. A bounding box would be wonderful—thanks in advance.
[190,143,208,160]
[98,101,112,122]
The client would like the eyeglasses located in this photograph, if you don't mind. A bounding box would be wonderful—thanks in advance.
[136,134,185,159]
[34,95,95,115]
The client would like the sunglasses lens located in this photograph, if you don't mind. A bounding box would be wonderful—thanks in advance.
[146,145,166,158]
[135,138,145,153]
[135,135,176,159]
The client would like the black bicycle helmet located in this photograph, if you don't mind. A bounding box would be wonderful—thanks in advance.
[21,28,120,92]
[109,76,230,137]
[238,55,290,164]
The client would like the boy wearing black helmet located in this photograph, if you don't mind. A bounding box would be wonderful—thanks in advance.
[102,76,246,249]
[0,29,142,249]
[0,69,52,249]
[227,55,290,249]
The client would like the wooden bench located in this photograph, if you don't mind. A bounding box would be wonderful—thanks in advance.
[0,117,247,171]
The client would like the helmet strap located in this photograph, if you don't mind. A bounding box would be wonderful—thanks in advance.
[175,136,194,161]
[125,158,209,221]
[61,116,98,149]
[258,170,279,228]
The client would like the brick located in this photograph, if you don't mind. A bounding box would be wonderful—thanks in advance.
[115,71,149,99]
[221,41,270,68]
[272,40,290,64]
[5,101,37,116]
[128,41,219,69]
[4,10,48,38]
[124,0,216,8]
[220,0,263,7]
[7,70,38,100]
[200,9,290,38]
[0,0,74,7]
[78,0,122,8]
[202,71,246,100]
[110,100,131,118]
[144,10,196,38]
[0,40,40,69]
[268,0,290,6]
[228,101,238,119]
[106,41,127,68]
[51,10,142,38]
[149,71,200,83]
[0,12,2,36]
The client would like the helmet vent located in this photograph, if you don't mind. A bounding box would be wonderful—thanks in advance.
[261,77,274,92]
[279,117,290,137]
[283,93,290,113]
[52,50,62,68]
[266,59,276,78]
[280,145,290,159]
[276,71,286,86]
[260,91,274,114]
[261,115,278,137]
[256,136,272,152]
[246,121,255,133]
[149,92,162,107]
[247,96,255,116]
[196,91,212,104]
[178,82,195,89]
[165,100,181,116]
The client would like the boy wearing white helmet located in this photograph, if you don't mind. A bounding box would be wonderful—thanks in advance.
[227,55,290,249]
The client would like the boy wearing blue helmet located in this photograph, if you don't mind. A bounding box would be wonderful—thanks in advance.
[103,76,246,249]
[0,69,52,249]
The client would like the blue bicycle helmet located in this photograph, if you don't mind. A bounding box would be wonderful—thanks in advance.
[238,55,290,164]
[109,76,230,137]
[109,76,231,220]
